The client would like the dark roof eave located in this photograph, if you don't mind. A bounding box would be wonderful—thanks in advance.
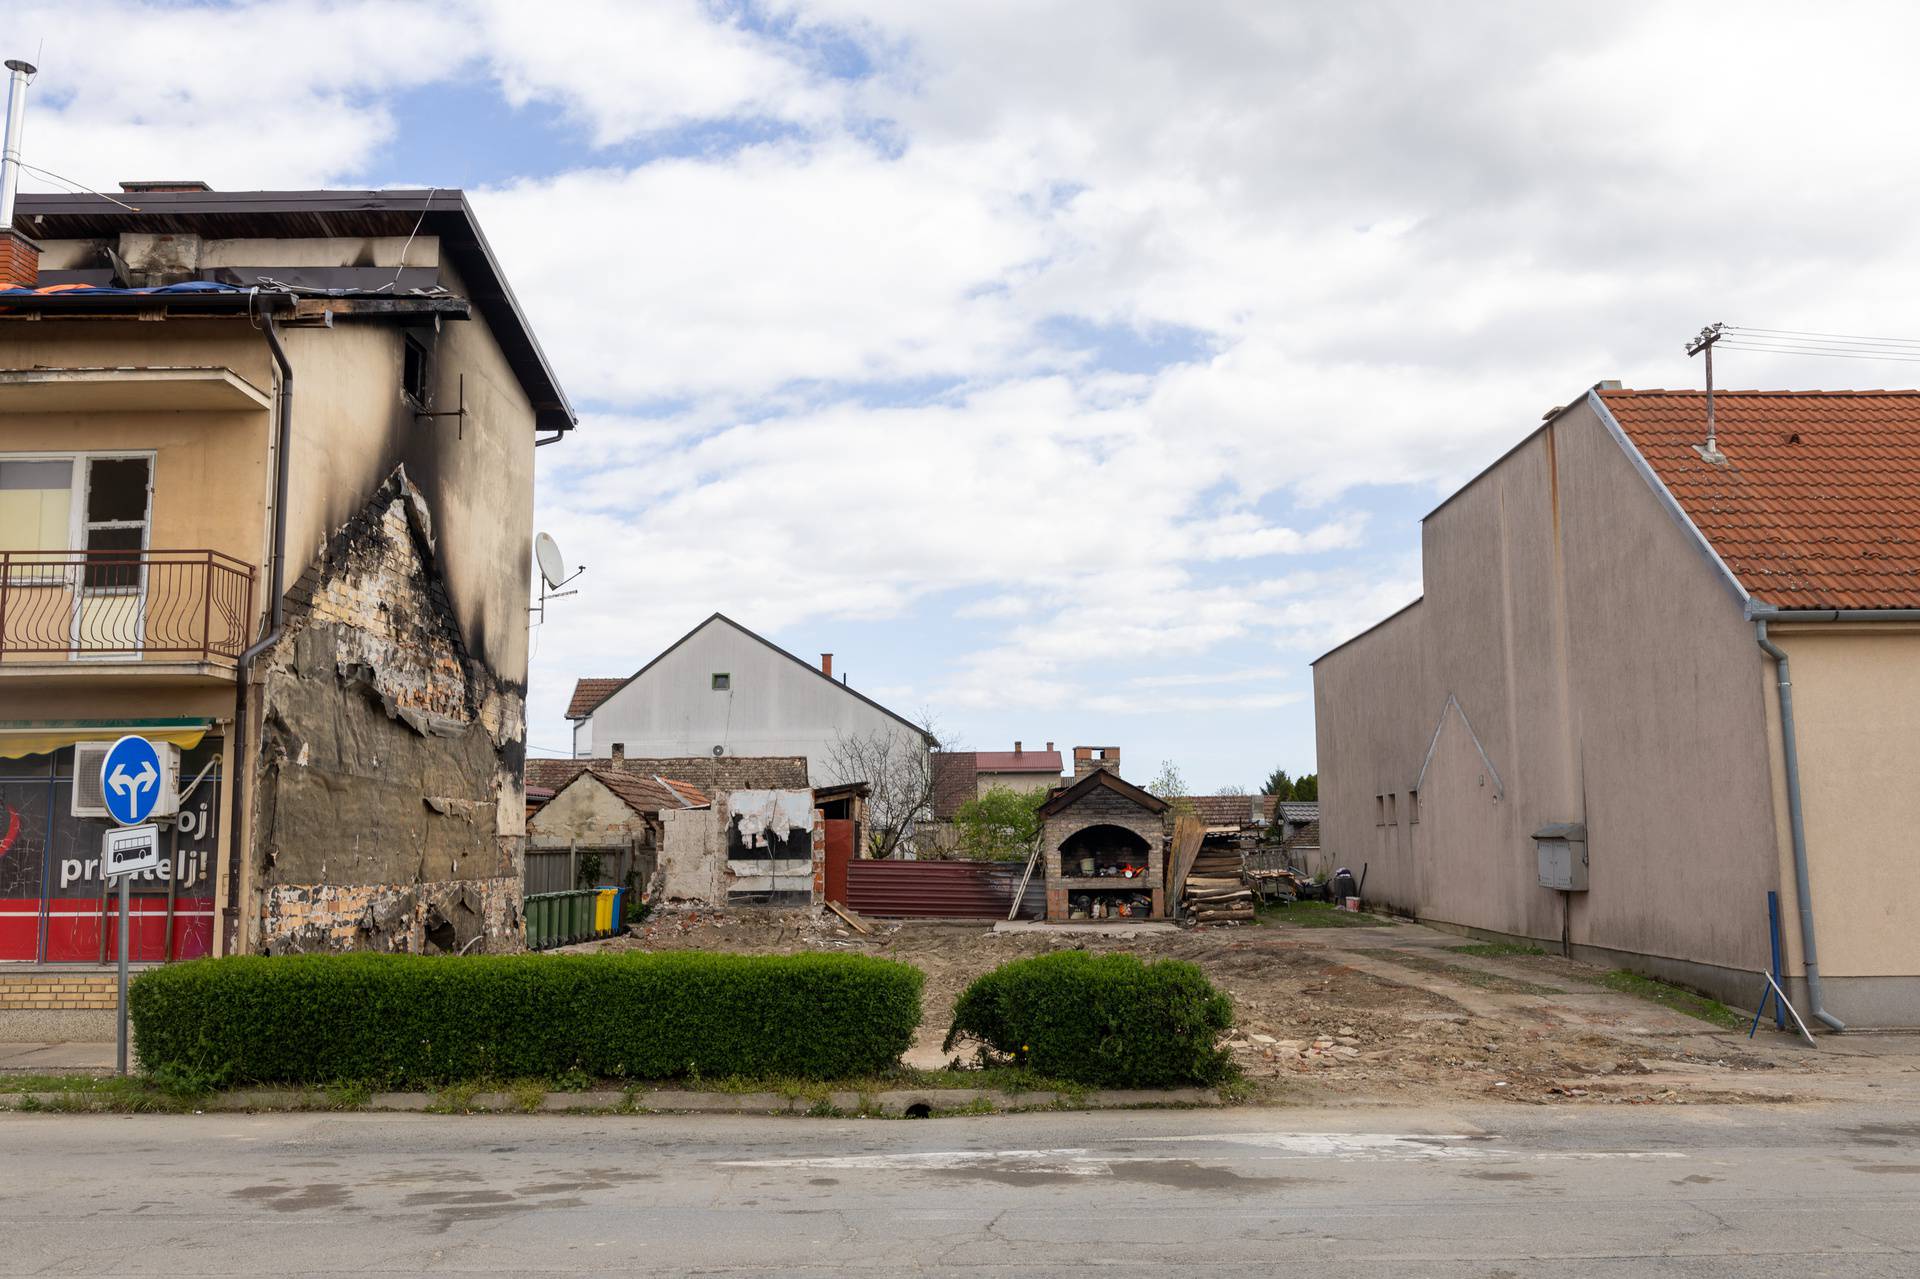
[14,188,577,431]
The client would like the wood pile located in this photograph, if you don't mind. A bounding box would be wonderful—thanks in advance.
[1182,873,1254,924]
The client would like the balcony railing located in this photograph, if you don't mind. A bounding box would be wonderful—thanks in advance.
[0,549,256,666]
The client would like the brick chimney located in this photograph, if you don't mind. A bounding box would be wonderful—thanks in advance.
[1046,741,1054,752]
[821,653,833,678]
[1073,746,1120,779]
[609,743,625,762]
[0,228,36,289]
[1014,741,1023,756]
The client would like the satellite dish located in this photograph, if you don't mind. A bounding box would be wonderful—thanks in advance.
[712,745,725,757]
[534,532,567,589]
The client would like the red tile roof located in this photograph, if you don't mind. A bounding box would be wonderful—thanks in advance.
[566,677,625,718]
[585,769,709,816]
[1189,794,1278,827]
[974,749,1063,774]
[1601,389,1920,609]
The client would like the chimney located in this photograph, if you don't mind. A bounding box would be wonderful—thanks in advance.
[1046,741,1054,752]
[609,743,625,763]
[119,180,212,193]
[0,59,39,290]
[1014,741,1023,756]
[1073,746,1120,779]
[821,653,833,678]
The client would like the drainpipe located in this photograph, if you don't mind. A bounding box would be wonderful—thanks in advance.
[222,308,294,955]
[1754,618,1846,1032]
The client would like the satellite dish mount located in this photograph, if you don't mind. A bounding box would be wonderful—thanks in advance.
[530,531,584,622]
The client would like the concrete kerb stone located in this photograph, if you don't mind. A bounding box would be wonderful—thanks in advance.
[1,1086,1225,1115]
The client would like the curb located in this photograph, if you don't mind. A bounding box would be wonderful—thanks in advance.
[1,1085,1225,1116]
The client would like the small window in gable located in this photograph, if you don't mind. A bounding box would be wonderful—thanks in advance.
[711,672,731,691]
[1408,789,1420,824]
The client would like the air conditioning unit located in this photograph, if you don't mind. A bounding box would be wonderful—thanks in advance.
[71,740,181,820]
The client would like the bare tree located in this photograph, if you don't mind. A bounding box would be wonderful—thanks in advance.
[824,712,944,859]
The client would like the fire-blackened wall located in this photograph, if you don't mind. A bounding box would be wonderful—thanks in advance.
[253,466,525,954]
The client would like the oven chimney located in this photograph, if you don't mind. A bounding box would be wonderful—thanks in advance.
[821,653,833,678]
[1073,746,1121,779]
[0,59,40,289]
[1014,741,1023,756]
[609,743,625,763]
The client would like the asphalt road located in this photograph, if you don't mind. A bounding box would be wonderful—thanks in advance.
[4,1105,1919,1276]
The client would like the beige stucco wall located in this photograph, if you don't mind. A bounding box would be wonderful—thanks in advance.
[1765,626,1920,984]
[976,769,1060,799]
[527,778,651,848]
[1313,397,1781,992]
[0,318,274,576]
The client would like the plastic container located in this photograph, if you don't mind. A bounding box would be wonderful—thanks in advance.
[1345,896,1362,913]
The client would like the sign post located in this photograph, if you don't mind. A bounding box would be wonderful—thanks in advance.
[101,736,164,1078]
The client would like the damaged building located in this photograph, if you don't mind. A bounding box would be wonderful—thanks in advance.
[0,183,576,965]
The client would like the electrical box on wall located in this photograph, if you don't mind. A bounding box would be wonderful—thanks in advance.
[1534,821,1588,891]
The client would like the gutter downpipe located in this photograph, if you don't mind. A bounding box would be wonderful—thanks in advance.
[1753,613,1868,1034]
[222,305,294,956]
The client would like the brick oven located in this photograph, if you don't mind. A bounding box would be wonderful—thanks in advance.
[1038,759,1169,922]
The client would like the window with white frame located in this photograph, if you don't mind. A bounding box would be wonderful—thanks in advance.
[0,454,152,580]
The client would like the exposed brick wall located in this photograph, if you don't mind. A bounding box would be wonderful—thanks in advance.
[261,875,521,955]
[0,974,116,1011]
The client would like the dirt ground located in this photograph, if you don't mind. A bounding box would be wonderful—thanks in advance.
[582,903,1920,1107]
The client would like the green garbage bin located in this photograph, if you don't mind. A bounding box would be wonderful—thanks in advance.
[570,889,591,944]
[524,893,548,950]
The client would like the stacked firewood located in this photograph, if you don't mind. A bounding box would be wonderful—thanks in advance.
[1182,875,1255,924]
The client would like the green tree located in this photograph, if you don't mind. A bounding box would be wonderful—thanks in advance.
[1262,768,1295,800]
[952,786,1048,862]
[1292,773,1318,802]
[1147,760,1197,820]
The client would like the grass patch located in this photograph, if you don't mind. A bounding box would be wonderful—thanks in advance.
[1259,900,1394,928]
[1448,942,1548,958]
[1601,970,1743,1030]
[1357,949,1563,995]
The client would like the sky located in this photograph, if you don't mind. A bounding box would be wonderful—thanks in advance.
[17,1,1920,789]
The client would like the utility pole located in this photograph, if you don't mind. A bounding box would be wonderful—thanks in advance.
[1686,323,1726,463]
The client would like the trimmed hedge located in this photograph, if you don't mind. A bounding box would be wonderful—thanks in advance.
[130,951,924,1086]
[943,951,1235,1087]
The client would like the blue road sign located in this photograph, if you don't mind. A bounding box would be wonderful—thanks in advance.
[101,735,163,826]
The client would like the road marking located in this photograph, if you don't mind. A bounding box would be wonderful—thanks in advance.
[722,1135,1686,1174]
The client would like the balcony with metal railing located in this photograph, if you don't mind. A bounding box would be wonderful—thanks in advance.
[0,549,256,681]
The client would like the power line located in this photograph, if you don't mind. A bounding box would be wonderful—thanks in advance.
[1723,324,1920,348]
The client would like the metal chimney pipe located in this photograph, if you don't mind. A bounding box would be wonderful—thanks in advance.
[0,60,36,231]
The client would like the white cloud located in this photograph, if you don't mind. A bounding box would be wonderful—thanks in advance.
[31,0,1920,780]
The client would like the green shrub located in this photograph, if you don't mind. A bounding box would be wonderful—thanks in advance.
[130,951,923,1086]
[943,951,1235,1087]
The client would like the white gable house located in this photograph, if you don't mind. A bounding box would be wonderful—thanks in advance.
[568,614,933,786]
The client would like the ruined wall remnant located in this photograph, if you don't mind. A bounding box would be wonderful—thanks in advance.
[252,465,526,955]
[722,789,814,906]
[655,789,817,907]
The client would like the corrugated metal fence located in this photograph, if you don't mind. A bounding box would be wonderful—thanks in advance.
[525,843,653,897]
[844,859,1044,920]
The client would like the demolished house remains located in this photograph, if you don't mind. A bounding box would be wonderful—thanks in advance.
[0,181,575,967]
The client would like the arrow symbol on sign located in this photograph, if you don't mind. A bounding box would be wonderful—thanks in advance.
[108,762,157,802]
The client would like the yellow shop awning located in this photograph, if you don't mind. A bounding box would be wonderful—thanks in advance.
[0,720,210,759]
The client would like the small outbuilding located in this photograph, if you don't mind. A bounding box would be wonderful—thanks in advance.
[1038,769,1169,921]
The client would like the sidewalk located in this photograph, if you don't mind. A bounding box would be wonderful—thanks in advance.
[0,1041,117,1074]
